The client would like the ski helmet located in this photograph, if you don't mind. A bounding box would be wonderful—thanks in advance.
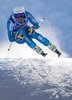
[13,6,25,14]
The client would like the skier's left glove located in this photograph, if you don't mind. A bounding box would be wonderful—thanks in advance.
[28,26,36,35]
[28,27,33,35]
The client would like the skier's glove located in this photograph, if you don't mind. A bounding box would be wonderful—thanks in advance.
[31,26,36,30]
[28,27,35,35]
[28,27,33,34]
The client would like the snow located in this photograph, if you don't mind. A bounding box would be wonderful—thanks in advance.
[0,58,72,100]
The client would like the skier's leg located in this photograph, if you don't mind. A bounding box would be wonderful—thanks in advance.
[47,43,61,57]
[15,29,26,44]
[24,36,47,57]
[31,32,61,57]
[31,32,50,46]
[15,28,47,57]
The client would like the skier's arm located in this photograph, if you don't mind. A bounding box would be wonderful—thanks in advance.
[25,11,40,29]
[7,21,15,42]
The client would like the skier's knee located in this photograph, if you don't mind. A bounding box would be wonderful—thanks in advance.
[38,35,50,46]
[28,43,36,49]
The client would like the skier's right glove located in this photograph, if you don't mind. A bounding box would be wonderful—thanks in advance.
[31,26,36,30]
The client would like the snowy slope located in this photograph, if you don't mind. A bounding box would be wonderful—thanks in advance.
[0,58,72,100]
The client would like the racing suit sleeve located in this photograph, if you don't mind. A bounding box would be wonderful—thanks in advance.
[25,11,40,29]
[7,21,15,42]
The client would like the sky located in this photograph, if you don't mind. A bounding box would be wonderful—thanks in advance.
[0,0,72,58]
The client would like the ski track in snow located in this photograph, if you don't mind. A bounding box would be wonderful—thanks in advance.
[0,58,72,99]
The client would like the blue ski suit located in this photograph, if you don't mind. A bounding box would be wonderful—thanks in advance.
[7,11,50,49]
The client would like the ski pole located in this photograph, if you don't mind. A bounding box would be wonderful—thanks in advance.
[37,18,46,23]
[8,42,12,51]
[39,18,45,22]
[31,18,46,30]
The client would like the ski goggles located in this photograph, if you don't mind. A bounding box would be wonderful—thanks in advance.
[14,13,25,18]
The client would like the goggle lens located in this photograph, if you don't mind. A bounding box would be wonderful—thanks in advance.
[14,13,25,18]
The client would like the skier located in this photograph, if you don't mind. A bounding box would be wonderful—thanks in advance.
[7,6,61,57]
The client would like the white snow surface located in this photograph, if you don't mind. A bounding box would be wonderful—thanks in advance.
[0,58,72,99]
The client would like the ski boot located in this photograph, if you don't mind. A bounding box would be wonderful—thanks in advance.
[48,43,61,57]
[55,49,61,57]
[33,45,47,57]
[41,51,47,57]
